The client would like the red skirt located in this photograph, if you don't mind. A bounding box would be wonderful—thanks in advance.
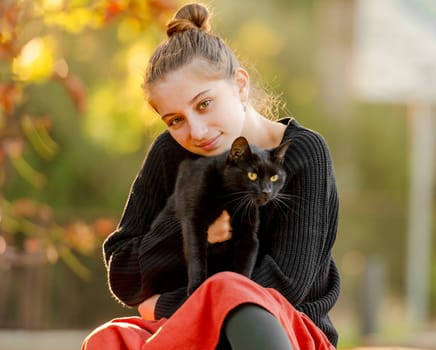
[82,272,335,350]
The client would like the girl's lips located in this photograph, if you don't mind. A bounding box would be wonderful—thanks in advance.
[197,133,222,151]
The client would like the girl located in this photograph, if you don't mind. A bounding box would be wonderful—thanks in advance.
[82,3,340,349]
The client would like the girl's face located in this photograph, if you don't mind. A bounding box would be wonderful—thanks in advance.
[148,59,249,156]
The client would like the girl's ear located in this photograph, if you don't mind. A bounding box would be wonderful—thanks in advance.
[234,67,250,102]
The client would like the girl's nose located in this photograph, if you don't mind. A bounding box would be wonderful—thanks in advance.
[189,117,208,140]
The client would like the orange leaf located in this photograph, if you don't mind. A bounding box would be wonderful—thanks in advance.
[92,217,117,237]
[105,1,123,23]
[0,83,22,116]
[12,198,39,218]
[52,72,87,114]
[2,137,24,158]
[0,2,22,58]
[25,237,43,253]
[149,0,177,13]
[65,74,87,114]
[0,41,19,59]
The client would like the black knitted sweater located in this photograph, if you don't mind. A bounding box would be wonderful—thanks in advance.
[103,118,340,346]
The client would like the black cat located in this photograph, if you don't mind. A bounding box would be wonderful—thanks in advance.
[174,136,291,295]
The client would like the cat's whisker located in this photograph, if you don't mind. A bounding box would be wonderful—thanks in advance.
[223,191,251,202]
[272,196,293,211]
[223,191,251,208]
[238,201,253,224]
[275,193,305,203]
[233,195,256,223]
[280,193,308,209]
[271,195,302,217]
[247,199,258,224]
[270,198,293,218]
[234,195,251,216]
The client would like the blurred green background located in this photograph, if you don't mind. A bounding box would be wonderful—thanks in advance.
[0,0,435,349]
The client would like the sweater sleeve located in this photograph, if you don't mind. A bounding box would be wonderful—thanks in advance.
[252,126,339,309]
[103,133,189,307]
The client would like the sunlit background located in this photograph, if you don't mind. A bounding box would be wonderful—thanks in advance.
[1,0,435,349]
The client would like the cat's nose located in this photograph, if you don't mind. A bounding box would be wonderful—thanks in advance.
[256,192,270,205]
[261,191,271,199]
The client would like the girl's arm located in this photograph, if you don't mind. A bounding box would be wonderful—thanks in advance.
[252,127,340,307]
[103,133,189,306]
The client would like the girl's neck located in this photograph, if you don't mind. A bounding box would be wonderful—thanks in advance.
[242,106,286,149]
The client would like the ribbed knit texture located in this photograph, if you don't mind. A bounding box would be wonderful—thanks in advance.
[103,118,340,346]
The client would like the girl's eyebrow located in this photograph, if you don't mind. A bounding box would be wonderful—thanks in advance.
[161,89,212,120]
[189,89,211,104]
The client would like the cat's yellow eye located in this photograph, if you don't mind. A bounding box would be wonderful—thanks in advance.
[247,172,258,181]
[270,174,279,182]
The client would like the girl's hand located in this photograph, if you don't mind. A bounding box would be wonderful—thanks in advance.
[138,294,160,320]
[207,210,232,244]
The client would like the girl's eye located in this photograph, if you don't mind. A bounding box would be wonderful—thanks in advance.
[168,116,184,127]
[270,174,279,182]
[248,172,258,181]
[198,99,211,111]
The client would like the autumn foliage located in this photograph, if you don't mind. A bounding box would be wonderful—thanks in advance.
[0,0,176,278]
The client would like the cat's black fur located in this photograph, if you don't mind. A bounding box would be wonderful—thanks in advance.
[174,136,291,295]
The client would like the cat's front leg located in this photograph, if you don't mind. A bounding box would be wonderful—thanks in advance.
[229,209,260,278]
[187,266,207,295]
[233,233,259,277]
[182,220,208,295]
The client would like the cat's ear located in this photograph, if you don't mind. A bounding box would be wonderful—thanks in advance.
[228,137,252,163]
[272,140,291,164]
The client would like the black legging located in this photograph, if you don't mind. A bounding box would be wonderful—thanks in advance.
[217,303,293,350]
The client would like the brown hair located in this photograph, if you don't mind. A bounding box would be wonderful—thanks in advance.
[144,3,282,119]
[144,3,241,86]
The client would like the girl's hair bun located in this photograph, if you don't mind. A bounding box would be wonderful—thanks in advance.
[166,3,210,37]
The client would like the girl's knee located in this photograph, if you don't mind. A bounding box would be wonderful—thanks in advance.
[205,271,246,285]
[198,271,251,296]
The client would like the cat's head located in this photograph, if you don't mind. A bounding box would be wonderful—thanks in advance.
[224,136,291,206]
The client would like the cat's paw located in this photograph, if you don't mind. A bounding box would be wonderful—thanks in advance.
[187,279,203,296]
[234,265,255,278]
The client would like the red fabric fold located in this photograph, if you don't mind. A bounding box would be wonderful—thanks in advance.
[82,272,335,350]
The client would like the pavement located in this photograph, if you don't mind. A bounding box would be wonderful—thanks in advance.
[0,330,89,350]
[0,329,435,350]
